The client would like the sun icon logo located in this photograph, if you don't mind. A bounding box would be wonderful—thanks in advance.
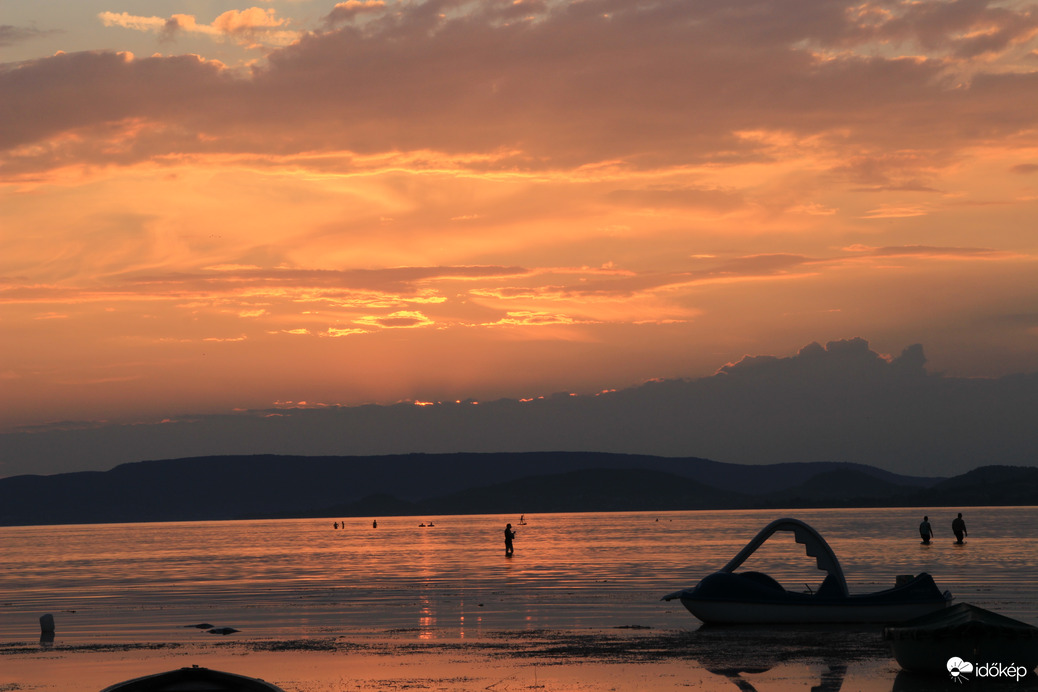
[947,657,974,683]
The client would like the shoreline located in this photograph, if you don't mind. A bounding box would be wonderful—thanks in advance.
[3,625,904,691]
[7,624,1038,690]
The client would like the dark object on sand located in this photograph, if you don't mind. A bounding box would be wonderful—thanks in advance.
[662,517,953,624]
[100,664,285,691]
[884,602,1038,675]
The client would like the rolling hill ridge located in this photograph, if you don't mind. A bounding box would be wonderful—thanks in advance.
[0,452,1030,526]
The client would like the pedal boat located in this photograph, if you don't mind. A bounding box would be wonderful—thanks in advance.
[662,517,952,625]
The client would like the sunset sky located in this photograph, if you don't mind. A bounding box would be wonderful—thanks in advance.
[3,0,1038,435]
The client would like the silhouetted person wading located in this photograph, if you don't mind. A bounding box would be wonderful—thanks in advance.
[919,516,933,544]
[504,523,516,556]
[952,513,968,544]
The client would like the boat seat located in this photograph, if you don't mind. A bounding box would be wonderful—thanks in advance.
[815,572,844,598]
[738,571,784,591]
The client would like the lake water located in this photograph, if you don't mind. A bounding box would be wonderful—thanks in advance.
[1,506,1036,644]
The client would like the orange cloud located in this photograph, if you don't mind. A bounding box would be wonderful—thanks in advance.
[213,8,286,34]
[0,0,1026,179]
[5,0,1038,433]
[324,1,388,27]
[98,8,297,48]
[483,311,586,327]
[860,204,932,219]
[355,310,435,329]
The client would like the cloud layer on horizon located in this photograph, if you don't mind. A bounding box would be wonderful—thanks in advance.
[3,338,1035,479]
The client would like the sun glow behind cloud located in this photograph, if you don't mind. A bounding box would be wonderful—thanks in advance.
[2,0,1038,432]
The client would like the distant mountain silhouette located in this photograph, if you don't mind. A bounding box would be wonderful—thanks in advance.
[303,468,748,518]
[914,465,1038,507]
[312,492,421,519]
[5,340,1038,481]
[427,468,749,514]
[755,469,916,506]
[2,451,1018,526]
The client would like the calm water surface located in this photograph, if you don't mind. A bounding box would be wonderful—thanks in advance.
[1,507,1035,643]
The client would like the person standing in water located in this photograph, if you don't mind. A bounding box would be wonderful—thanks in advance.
[952,513,968,544]
[919,516,934,544]
[504,523,516,556]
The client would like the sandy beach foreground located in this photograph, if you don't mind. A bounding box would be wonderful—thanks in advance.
[0,625,979,692]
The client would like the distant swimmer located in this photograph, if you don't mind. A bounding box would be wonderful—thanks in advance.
[919,516,933,544]
[333,522,338,530]
[952,513,968,544]
[372,519,377,528]
[504,523,516,556]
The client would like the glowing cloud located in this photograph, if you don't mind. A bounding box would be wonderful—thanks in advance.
[2,0,1038,440]
[98,7,297,47]
[355,310,435,329]
[324,0,388,26]
[484,311,585,327]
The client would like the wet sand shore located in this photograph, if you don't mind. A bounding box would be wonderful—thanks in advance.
[8,624,1038,690]
[2,625,909,691]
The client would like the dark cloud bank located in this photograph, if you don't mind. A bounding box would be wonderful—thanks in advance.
[2,338,1035,479]
[7,0,1038,176]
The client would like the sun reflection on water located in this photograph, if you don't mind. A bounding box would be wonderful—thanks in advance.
[1,507,1036,643]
